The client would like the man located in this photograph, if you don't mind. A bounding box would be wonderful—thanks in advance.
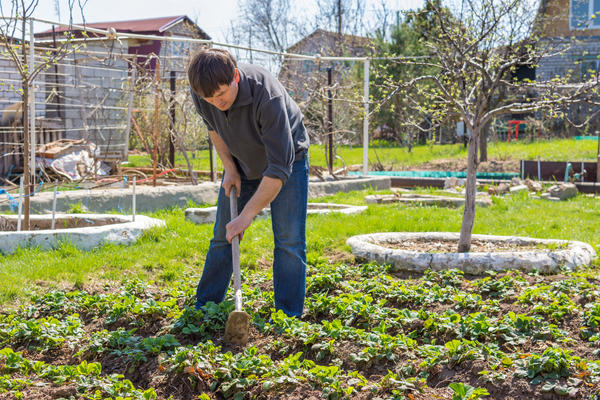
[188,48,310,318]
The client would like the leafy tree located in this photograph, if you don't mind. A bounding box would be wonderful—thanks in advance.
[390,0,600,252]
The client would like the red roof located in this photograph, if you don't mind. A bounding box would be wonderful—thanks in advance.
[36,15,208,37]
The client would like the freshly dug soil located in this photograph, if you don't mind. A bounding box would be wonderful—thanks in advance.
[378,238,566,253]
[414,158,520,173]
[0,216,125,231]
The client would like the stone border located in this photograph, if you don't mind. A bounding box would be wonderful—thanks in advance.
[0,177,390,214]
[185,202,368,225]
[346,232,596,274]
[308,176,390,198]
[0,214,165,254]
[364,194,492,207]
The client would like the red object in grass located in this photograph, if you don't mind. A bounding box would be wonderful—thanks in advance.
[506,120,527,142]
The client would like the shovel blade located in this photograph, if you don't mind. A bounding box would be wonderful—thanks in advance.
[224,311,250,345]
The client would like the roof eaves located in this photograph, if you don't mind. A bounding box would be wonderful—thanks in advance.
[158,15,186,33]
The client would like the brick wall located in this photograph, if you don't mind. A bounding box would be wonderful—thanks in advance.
[60,41,130,160]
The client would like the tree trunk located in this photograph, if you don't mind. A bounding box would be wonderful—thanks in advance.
[457,127,480,253]
[480,123,488,162]
[22,83,30,230]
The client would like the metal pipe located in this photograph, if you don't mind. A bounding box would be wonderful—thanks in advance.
[132,176,136,222]
[363,59,370,176]
[51,183,57,230]
[582,160,585,182]
[597,132,600,183]
[169,70,176,167]
[327,66,333,175]
[521,159,524,180]
[17,176,23,232]
[537,158,541,181]
[124,67,136,160]
[51,26,62,119]
[565,161,571,183]
[29,18,36,188]
[152,57,160,187]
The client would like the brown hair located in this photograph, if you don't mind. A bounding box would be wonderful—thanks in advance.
[188,48,237,97]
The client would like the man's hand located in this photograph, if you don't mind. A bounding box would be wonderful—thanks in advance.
[222,169,241,198]
[226,213,252,243]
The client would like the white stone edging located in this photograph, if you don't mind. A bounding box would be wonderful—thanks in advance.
[346,232,596,274]
[0,214,165,254]
[185,203,367,225]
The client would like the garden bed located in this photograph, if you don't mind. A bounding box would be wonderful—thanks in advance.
[0,187,599,400]
[0,213,165,254]
[346,232,596,274]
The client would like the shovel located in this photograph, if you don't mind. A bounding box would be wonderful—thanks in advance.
[224,187,250,345]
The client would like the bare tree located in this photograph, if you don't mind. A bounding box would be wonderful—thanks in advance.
[314,0,366,37]
[388,0,600,252]
[227,0,309,69]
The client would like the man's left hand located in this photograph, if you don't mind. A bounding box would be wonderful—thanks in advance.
[226,213,253,243]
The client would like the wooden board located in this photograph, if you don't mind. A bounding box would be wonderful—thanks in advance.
[37,139,87,159]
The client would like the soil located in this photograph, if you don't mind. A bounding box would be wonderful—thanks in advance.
[378,238,564,253]
[348,157,519,173]
[0,216,125,231]
[2,262,600,400]
[414,158,520,173]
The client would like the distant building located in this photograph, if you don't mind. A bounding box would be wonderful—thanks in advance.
[279,29,371,99]
[535,0,600,133]
[26,16,210,163]
[535,0,600,81]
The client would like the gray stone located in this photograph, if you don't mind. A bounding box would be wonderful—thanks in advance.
[525,179,543,192]
[509,184,529,193]
[346,232,596,274]
[548,183,578,200]
[497,183,510,194]
[511,177,523,186]
[444,177,460,189]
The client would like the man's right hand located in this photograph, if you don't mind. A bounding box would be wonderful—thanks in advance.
[222,168,241,198]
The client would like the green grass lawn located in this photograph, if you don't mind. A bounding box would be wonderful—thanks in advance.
[0,189,599,399]
[1,189,598,305]
[126,138,599,172]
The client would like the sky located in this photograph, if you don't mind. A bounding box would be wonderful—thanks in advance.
[32,0,424,42]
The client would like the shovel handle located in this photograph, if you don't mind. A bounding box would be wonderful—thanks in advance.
[229,187,242,312]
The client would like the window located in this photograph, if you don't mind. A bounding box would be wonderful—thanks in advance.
[580,55,599,79]
[571,0,600,30]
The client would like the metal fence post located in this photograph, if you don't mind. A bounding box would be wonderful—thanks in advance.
[362,58,370,177]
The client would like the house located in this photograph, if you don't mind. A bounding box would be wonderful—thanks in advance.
[535,0,600,133]
[535,0,600,80]
[26,16,209,166]
[36,15,210,74]
[279,29,371,100]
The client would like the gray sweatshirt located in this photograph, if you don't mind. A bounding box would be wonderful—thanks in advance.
[191,63,309,184]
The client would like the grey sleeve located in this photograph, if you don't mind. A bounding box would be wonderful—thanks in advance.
[190,88,215,131]
[257,96,295,184]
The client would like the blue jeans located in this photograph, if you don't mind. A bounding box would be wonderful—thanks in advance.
[196,156,309,317]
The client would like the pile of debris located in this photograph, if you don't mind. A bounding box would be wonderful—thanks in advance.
[444,176,580,201]
[36,139,111,181]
